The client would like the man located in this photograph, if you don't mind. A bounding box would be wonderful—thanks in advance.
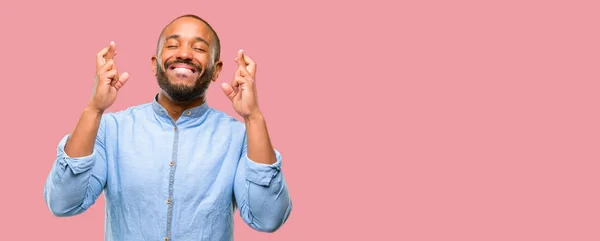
[43,14,292,241]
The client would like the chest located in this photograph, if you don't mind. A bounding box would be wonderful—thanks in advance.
[103,124,243,205]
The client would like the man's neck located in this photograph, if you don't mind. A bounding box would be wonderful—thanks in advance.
[157,92,205,121]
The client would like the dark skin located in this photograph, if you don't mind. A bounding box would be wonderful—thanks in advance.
[65,16,277,165]
[151,17,223,121]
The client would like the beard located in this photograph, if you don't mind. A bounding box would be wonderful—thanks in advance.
[156,59,214,102]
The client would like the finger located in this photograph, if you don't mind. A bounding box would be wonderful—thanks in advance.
[233,63,253,81]
[232,75,248,90]
[235,49,251,76]
[108,70,120,86]
[96,46,111,69]
[101,69,118,83]
[113,72,130,90]
[234,65,245,78]
[242,53,256,77]
[236,49,246,68]
[106,43,119,86]
[98,59,115,73]
[231,75,245,88]
[105,41,117,60]
[110,71,120,86]
[95,42,117,69]
[220,82,236,100]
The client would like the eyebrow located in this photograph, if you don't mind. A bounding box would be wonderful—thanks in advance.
[165,34,209,46]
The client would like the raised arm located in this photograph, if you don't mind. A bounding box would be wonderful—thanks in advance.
[222,50,292,232]
[43,41,130,217]
[43,108,107,216]
[233,116,292,232]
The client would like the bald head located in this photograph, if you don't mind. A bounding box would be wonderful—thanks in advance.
[156,14,221,62]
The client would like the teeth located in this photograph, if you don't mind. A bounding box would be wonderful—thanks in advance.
[173,67,193,74]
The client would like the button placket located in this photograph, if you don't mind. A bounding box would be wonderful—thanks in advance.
[165,123,179,240]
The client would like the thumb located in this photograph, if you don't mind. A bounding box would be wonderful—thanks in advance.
[221,82,236,100]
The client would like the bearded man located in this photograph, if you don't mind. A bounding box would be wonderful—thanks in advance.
[43,14,292,241]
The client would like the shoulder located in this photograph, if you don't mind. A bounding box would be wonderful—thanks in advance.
[206,107,246,131]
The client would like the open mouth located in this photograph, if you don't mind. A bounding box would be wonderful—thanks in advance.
[168,63,198,74]
[167,63,200,80]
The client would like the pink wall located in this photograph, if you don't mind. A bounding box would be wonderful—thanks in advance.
[1,0,599,240]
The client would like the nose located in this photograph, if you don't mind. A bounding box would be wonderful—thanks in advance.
[176,46,192,61]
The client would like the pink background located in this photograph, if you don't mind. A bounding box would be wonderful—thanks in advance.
[1,0,599,240]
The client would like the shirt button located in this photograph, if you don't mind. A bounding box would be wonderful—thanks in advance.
[173,127,177,131]
[164,238,169,241]
[186,111,191,116]
[169,161,175,166]
[166,199,171,204]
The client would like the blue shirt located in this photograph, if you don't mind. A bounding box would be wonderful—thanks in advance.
[43,96,292,241]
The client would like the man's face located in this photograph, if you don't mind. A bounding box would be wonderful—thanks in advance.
[152,17,222,102]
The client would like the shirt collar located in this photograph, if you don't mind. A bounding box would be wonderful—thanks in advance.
[151,94,210,119]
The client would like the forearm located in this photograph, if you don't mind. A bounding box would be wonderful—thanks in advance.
[64,106,104,157]
[44,153,103,217]
[241,171,292,232]
[44,134,106,217]
[244,113,277,164]
[236,144,292,232]
[237,112,292,232]
[44,108,108,217]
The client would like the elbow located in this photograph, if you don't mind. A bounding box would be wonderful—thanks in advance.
[253,220,283,233]
[47,201,83,217]
[257,219,284,233]
[258,225,281,233]
[44,191,82,218]
[254,201,293,233]
[50,209,74,218]
[46,198,78,217]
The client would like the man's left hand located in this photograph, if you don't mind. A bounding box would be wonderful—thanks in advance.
[221,49,262,120]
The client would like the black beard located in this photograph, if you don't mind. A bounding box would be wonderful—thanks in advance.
[156,60,214,102]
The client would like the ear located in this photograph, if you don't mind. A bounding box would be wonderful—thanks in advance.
[151,55,158,76]
[211,60,223,82]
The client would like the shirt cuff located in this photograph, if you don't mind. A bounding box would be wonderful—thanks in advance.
[244,149,283,187]
[56,134,97,175]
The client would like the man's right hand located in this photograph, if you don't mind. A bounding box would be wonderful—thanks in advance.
[88,41,130,112]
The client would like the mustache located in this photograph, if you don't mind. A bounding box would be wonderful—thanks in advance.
[164,59,203,73]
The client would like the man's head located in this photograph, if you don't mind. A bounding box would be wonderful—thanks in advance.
[151,14,223,102]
